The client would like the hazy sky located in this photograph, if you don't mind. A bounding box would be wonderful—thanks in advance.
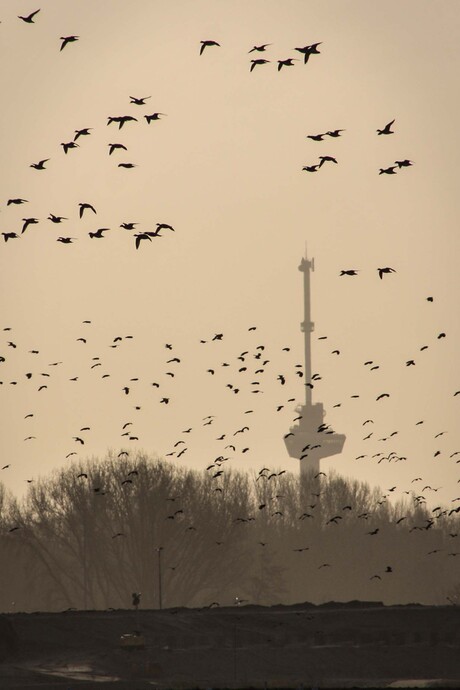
[1,0,459,508]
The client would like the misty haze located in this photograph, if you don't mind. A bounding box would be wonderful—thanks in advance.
[1,0,459,688]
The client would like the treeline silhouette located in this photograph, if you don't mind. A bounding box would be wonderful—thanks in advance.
[0,452,458,612]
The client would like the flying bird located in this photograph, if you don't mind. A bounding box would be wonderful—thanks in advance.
[377,267,396,279]
[108,115,138,129]
[144,113,166,123]
[48,214,67,223]
[379,166,397,175]
[74,128,92,140]
[340,269,358,276]
[248,44,271,53]
[61,141,79,154]
[377,119,395,135]
[60,36,79,51]
[395,159,413,168]
[200,40,220,55]
[18,9,41,23]
[130,96,151,105]
[294,42,322,63]
[277,58,297,71]
[108,144,127,156]
[318,155,337,167]
[30,159,49,170]
[89,228,109,238]
[7,198,28,205]
[134,233,152,249]
[79,202,97,218]
[250,59,270,71]
[2,233,19,242]
[21,218,39,233]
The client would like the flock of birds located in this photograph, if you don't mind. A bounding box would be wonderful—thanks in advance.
[1,6,458,603]
[2,314,459,584]
[1,308,458,499]
[3,12,415,251]
[2,197,175,249]
[302,119,414,176]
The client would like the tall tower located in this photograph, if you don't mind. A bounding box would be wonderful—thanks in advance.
[284,248,346,475]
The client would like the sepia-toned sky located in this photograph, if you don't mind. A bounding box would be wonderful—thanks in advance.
[1,0,459,508]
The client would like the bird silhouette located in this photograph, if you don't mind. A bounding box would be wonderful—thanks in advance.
[340,269,358,276]
[144,113,166,123]
[249,44,271,53]
[19,9,41,23]
[130,96,151,105]
[7,198,28,205]
[395,159,413,168]
[61,141,79,154]
[60,36,79,51]
[74,128,92,140]
[134,233,153,249]
[277,58,297,71]
[30,159,49,170]
[379,166,397,175]
[22,218,38,233]
[108,115,137,129]
[377,119,395,135]
[200,40,220,55]
[377,267,396,279]
[89,228,109,239]
[107,144,127,157]
[318,155,337,167]
[294,42,322,63]
[79,202,97,218]
[250,59,270,71]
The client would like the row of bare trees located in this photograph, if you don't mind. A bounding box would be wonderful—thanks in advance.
[0,452,458,612]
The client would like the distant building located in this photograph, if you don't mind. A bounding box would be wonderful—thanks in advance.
[284,248,345,475]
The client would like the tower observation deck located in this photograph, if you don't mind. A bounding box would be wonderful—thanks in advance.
[284,248,346,475]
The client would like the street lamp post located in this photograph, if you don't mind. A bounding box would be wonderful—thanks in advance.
[156,547,164,610]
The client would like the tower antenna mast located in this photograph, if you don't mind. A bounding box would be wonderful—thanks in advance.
[284,247,346,475]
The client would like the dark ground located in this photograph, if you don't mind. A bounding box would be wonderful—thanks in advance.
[1,602,459,689]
